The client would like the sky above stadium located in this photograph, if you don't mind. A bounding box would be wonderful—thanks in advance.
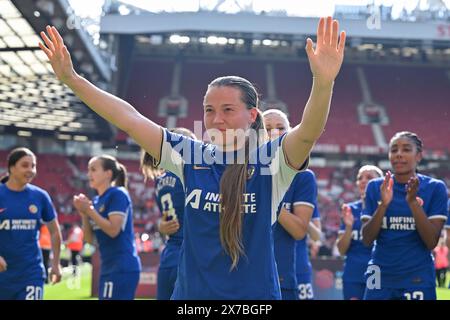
[68,0,450,20]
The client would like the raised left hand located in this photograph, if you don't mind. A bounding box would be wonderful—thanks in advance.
[306,17,346,85]
[406,176,419,204]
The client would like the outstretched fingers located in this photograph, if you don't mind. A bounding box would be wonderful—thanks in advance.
[324,16,332,45]
[38,41,52,59]
[338,31,347,55]
[316,17,325,45]
[51,26,65,49]
[331,19,339,49]
[316,17,346,55]
[40,30,55,53]
[46,26,60,51]
[305,37,315,59]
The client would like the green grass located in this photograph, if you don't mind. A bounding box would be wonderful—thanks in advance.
[44,263,94,300]
[44,263,450,300]
[437,287,450,300]
[436,272,450,300]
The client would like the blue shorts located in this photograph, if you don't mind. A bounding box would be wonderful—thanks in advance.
[157,267,178,300]
[99,272,140,300]
[364,286,436,300]
[297,281,314,300]
[281,288,299,300]
[0,279,44,300]
[343,282,366,300]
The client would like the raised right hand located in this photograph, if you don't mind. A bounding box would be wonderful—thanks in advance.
[0,256,7,272]
[380,171,394,206]
[39,26,77,85]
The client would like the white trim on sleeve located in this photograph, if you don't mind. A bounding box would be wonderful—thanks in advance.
[428,214,448,221]
[293,201,315,209]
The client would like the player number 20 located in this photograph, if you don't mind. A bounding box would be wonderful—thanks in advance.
[25,286,43,300]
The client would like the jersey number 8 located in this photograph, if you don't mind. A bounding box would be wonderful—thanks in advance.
[161,193,177,221]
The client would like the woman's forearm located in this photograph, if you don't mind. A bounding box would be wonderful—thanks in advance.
[362,203,387,246]
[336,228,353,255]
[284,79,334,168]
[66,75,162,159]
[409,200,442,250]
[81,215,94,244]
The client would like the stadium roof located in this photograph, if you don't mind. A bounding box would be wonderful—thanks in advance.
[0,0,49,77]
[0,0,110,81]
[100,11,450,45]
[0,0,114,142]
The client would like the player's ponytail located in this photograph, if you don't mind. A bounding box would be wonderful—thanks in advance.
[210,76,266,270]
[115,163,128,188]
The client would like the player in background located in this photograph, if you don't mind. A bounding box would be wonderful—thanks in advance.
[296,205,322,300]
[66,223,84,276]
[264,109,321,300]
[38,223,52,283]
[362,131,448,300]
[433,232,448,288]
[0,147,62,300]
[140,128,196,300]
[40,17,346,299]
[336,165,383,299]
[73,155,141,300]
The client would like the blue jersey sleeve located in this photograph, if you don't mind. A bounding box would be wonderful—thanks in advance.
[265,134,309,225]
[427,181,448,221]
[266,134,308,190]
[291,171,317,209]
[158,129,203,185]
[107,188,130,217]
[41,190,56,223]
[312,206,320,220]
[361,180,379,220]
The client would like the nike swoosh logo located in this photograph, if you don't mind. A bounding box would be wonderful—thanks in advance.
[193,165,210,170]
[0,208,6,213]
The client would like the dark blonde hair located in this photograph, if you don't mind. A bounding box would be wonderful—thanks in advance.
[140,127,196,181]
[208,76,266,270]
[357,165,383,180]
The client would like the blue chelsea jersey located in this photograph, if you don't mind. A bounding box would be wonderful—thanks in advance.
[157,129,306,299]
[339,200,373,283]
[91,186,141,275]
[273,170,317,289]
[361,174,448,288]
[0,183,56,286]
[155,171,185,268]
